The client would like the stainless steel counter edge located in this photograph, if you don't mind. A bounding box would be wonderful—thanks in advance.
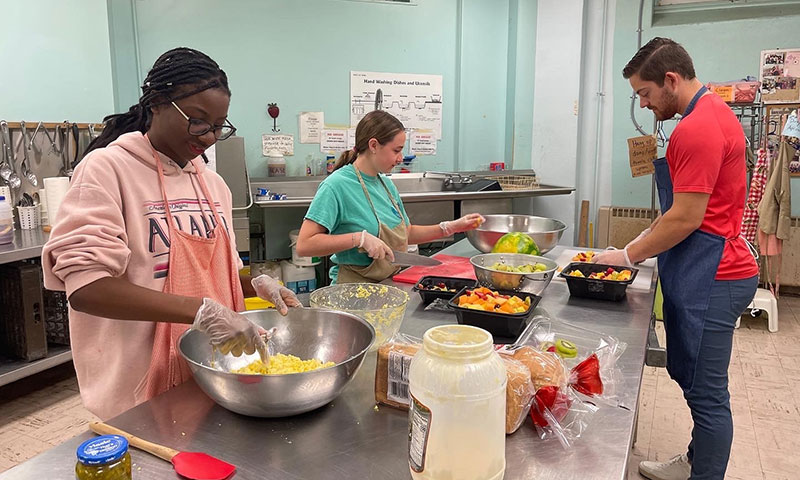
[255,185,575,207]
[0,229,49,265]
[0,242,656,480]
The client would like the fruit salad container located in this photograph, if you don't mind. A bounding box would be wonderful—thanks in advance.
[448,286,542,339]
[412,276,478,305]
[470,253,558,295]
[559,262,639,301]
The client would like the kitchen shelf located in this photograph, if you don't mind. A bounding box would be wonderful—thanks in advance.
[0,345,72,388]
[0,229,49,265]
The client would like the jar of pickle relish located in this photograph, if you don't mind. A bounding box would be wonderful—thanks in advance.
[75,435,132,480]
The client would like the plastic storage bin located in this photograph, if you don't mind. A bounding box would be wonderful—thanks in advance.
[447,287,541,339]
[560,262,639,301]
[412,276,477,305]
[0,195,13,244]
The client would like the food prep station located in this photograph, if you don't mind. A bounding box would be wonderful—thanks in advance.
[0,239,659,480]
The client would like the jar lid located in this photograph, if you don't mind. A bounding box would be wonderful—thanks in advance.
[76,435,129,465]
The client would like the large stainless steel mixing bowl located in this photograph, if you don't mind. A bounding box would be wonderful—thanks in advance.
[470,253,558,295]
[178,308,374,417]
[466,215,567,254]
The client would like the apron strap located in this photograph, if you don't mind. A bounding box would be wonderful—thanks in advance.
[354,166,407,228]
[190,159,226,235]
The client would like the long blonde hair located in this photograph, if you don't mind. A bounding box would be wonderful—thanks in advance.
[335,110,405,171]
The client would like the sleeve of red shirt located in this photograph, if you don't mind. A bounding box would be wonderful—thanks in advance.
[669,126,724,194]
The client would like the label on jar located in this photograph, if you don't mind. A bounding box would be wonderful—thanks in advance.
[387,351,412,404]
[408,394,432,473]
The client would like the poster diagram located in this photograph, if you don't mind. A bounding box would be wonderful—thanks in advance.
[350,71,443,140]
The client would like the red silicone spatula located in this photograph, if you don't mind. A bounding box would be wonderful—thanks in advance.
[90,421,236,480]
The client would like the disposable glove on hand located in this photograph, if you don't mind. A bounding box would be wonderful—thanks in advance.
[590,247,633,268]
[192,297,269,361]
[440,213,486,236]
[252,274,302,315]
[358,230,394,261]
[625,227,651,250]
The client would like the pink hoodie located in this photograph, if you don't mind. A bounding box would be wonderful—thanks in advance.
[42,131,242,420]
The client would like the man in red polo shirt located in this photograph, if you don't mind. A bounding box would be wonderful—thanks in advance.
[594,38,758,480]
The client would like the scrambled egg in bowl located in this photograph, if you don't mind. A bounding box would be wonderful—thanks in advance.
[234,353,334,375]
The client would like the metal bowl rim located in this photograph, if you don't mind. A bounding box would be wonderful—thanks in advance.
[178,308,376,378]
[474,215,569,235]
[469,253,559,276]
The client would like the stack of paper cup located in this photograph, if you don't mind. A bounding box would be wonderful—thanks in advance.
[38,188,49,226]
[43,177,70,227]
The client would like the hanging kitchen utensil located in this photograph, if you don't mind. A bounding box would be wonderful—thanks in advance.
[28,121,44,150]
[17,121,38,187]
[59,123,73,177]
[71,122,80,170]
[0,121,21,189]
[44,124,61,154]
[89,422,237,480]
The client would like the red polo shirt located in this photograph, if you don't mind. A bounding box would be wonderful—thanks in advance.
[666,93,759,280]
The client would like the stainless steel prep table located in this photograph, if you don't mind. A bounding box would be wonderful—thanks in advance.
[0,241,656,480]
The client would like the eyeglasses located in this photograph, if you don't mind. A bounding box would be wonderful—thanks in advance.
[171,101,237,140]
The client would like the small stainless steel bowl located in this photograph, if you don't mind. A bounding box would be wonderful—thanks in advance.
[470,253,558,295]
[179,308,374,417]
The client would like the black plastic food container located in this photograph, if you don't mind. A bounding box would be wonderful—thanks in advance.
[412,276,478,305]
[447,287,541,338]
[559,262,639,301]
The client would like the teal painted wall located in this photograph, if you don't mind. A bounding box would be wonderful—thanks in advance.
[110,0,530,177]
[611,0,800,215]
[0,0,114,121]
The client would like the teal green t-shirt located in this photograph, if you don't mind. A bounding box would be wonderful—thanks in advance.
[305,164,409,282]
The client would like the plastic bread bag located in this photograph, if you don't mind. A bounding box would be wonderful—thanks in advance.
[375,333,422,410]
[516,315,631,409]
[423,297,454,312]
[529,384,599,449]
[498,354,535,435]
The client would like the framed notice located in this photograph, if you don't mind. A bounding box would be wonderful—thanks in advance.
[760,49,800,104]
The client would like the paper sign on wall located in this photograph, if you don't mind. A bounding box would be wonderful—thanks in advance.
[262,134,294,156]
[320,128,348,153]
[410,131,437,155]
[347,128,357,149]
[782,112,800,138]
[299,112,324,144]
[627,135,657,177]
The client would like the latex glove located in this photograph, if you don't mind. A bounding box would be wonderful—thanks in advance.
[591,247,633,268]
[625,227,651,249]
[440,213,486,236]
[192,298,270,361]
[252,274,302,316]
[359,230,394,262]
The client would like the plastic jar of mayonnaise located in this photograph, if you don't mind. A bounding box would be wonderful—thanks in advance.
[408,324,507,480]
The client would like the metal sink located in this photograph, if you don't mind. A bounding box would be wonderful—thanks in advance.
[256,173,452,199]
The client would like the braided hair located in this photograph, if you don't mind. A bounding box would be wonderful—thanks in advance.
[83,47,230,160]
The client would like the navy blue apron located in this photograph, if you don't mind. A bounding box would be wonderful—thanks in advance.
[655,86,726,391]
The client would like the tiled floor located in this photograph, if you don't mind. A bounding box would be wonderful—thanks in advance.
[1,298,799,477]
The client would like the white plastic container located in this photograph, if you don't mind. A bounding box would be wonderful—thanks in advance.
[266,150,286,177]
[280,260,317,294]
[408,325,507,480]
[289,229,321,266]
[17,205,39,230]
[0,195,14,244]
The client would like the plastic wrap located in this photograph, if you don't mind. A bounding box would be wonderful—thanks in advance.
[499,356,535,434]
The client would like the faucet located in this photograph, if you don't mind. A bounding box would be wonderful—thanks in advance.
[422,171,475,189]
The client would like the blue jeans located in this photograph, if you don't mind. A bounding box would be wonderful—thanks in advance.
[683,276,758,480]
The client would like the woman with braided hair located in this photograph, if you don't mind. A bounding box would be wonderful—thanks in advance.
[42,47,300,419]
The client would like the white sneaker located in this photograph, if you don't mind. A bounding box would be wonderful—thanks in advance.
[638,454,691,480]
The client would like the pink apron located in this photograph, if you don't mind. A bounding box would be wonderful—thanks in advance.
[135,138,245,403]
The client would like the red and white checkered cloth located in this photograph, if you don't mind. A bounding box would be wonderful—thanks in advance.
[741,148,770,243]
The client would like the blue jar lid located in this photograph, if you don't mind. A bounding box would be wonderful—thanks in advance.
[76,435,129,465]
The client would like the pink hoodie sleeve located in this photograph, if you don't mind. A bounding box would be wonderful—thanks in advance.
[42,153,131,296]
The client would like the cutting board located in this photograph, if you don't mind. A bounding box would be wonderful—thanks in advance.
[392,254,476,284]
[552,248,656,291]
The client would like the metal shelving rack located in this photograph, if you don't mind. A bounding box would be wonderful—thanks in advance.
[0,229,73,387]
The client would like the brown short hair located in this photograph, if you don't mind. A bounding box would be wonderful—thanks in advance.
[623,37,695,86]
[335,110,405,171]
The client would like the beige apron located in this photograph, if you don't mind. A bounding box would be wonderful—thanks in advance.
[337,167,409,283]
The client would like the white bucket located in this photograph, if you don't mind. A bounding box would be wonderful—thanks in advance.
[280,260,317,294]
[289,229,321,266]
